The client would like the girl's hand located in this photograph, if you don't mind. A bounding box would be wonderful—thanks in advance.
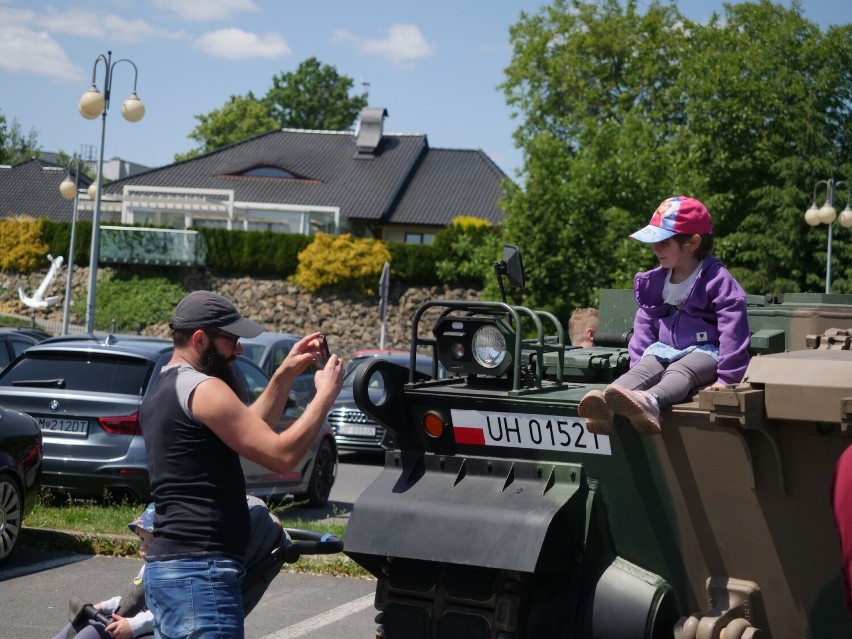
[105,614,134,639]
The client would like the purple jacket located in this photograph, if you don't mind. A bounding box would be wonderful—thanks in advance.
[630,257,751,385]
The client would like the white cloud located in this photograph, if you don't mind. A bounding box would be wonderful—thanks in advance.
[153,0,258,22]
[39,8,187,43]
[0,22,85,82]
[0,6,35,25]
[333,24,434,69]
[194,28,291,60]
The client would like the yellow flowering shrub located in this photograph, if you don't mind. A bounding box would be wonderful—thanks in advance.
[0,217,50,272]
[449,216,492,232]
[294,233,392,294]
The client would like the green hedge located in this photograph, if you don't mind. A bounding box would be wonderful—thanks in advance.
[197,228,313,277]
[34,221,444,285]
[40,219,93,266]
[386,241,441,285]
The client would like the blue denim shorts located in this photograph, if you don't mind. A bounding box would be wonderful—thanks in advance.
[144,557,246,639]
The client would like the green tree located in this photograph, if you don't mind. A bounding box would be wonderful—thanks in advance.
[263,57,368,130]
[174,93,278,161]
[0,111,40,165]
[433,216,502,288]
[500,0,852,321]
[176,58,367,161]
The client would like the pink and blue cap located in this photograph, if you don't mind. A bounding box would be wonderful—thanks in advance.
[128,502,155,534]
[630,196,712,243]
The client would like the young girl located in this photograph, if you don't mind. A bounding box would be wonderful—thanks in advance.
[52,504,155,639]
[579,196,751,435]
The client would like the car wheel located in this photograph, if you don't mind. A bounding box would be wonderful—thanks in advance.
[301,439,336,508]
[0,473,23,561]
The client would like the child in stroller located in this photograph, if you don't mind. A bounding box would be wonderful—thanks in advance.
[56,496,342,638]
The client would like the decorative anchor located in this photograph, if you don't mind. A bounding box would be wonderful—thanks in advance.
[19,254,64,309]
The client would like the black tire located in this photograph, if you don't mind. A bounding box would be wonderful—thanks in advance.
[302,438,337,508]
[0,473,23,561]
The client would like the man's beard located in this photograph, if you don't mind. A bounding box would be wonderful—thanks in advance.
[198,341,248,401]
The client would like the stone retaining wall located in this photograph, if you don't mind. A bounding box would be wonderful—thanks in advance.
[1,267,481,358]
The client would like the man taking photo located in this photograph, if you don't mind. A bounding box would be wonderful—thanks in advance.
[140,290,344,639]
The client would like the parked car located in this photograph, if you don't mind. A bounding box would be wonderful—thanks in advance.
[343,349,410,377]
[0,403,42,561]
[329,351,443,452]
[239,332,318,407]
[0,334,337,506]
[0,327,49,370]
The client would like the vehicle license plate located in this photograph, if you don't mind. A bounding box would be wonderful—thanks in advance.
[37,417,89,437]
[451,409,611,456]
[338,424,376,437]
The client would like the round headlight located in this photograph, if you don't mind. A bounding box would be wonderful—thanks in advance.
[473,325,507,368]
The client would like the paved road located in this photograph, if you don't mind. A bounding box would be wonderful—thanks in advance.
[285,451,385,524]
[0,451,386,639]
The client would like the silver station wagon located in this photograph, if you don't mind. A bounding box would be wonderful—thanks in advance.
[0,334,336,505]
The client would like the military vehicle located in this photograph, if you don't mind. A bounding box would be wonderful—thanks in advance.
[343,245,852,638]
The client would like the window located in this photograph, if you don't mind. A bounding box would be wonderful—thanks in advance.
[405,232,435,245]
[238,166,297,179]
[234,360,269,403]
[1,353,153,396]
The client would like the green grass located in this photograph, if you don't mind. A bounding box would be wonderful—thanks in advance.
[23,490,371,579]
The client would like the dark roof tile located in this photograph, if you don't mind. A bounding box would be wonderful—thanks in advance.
[2,124,510,230]
[0,159,94,222]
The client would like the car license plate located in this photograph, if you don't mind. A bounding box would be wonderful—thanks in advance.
[37,417,89,437]
[451,409,611,456]
[338,424,376,437]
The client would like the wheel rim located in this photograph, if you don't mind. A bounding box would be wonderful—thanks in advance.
[0,478,22,561]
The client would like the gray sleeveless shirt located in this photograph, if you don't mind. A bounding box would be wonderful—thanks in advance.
[140,363,249,561]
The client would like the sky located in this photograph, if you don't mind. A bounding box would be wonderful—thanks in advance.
[1,0,851,181]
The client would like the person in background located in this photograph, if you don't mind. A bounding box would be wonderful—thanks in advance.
[52,504,155,639]
[578,196,750,435]
[140,290,343,639]
[832,445,852,618]
[569,307,599,348]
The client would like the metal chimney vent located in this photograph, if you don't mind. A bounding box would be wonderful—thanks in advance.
[355,107,388,159]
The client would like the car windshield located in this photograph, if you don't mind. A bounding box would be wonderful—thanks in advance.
[239,343,265,366]
[0,352,153,395]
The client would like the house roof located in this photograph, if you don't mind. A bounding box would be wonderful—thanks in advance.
[0,159,94,222]
[103,124,508,228]
[388,148,506,227]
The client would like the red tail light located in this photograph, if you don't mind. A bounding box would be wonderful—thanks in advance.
[98,411,142,436]
[23,442,42,467]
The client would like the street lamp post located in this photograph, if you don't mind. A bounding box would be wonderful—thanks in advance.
[804,178,852,294]
[58,156,82,335]
[78,51,144,333]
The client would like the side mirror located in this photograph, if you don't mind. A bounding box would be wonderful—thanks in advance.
[494,244,525,303]
[503,244,525,289]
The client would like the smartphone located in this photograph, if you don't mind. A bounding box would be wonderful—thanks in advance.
[317,334,331,369]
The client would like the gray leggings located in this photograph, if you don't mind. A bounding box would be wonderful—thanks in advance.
[611,351,718,408]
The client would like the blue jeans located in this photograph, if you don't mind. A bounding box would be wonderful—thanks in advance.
[144,557,246,639]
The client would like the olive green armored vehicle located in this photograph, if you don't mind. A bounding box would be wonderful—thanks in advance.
[343,245,852,638]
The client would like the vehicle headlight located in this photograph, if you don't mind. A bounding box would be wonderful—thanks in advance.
[472,325,507,368]
[433,315,514,378]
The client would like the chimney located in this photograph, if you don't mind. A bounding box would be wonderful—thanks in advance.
[354,107,388,159]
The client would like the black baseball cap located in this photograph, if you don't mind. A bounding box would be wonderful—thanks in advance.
[170,290,264,338]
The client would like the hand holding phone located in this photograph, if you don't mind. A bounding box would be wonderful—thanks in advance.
[317,334,331,369]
